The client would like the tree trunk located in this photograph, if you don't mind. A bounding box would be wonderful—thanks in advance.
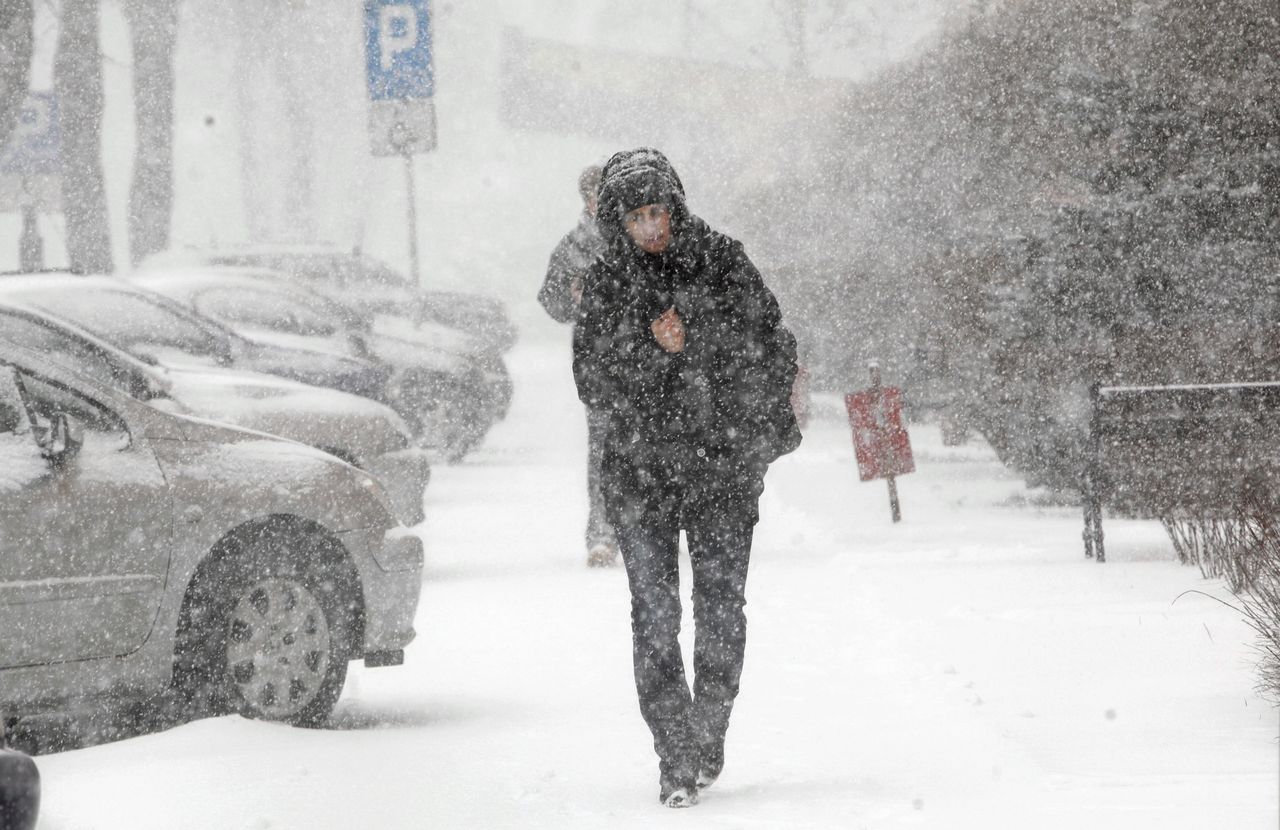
[123,0,177,265]
[0,0,34,150]
[231,0,267,241]
[775,0,809,76]
[275,30,316,243]
[55,0,112,274]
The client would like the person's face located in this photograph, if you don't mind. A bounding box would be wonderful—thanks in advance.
[623,203,672,254]
[585,194,599,218]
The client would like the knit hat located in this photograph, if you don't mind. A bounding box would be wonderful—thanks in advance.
[595,148,689,244]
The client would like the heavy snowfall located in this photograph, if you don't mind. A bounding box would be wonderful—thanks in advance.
[1,1,1279,828]
[26,345,1280,828]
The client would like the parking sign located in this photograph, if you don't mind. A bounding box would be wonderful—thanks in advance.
[364,0,436,155]
[0,92,62,210]
[0,93,60,176]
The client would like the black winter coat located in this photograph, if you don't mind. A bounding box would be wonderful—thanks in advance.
[538,212,603,324]
[573,215,801,528]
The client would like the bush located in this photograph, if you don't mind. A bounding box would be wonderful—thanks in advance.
[1166,508,1280,700]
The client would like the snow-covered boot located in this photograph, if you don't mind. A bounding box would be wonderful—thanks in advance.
[586,542,619,568]
[697,742,724,791]
[659,779,699,808]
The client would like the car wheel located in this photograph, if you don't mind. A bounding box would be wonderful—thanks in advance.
[223,575,346,726]
[177,531,354,728]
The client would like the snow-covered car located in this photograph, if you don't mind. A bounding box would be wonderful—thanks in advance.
[127,266,506,461]
[0,339,422,728]
[0,273,390,402]
[0,302,430,525]
[144,246,515,422]
[147,244,519,354]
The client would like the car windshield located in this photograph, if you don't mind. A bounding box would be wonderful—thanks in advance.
[192,285,348,336]
[0,310,142,398]
[22,289,230,359]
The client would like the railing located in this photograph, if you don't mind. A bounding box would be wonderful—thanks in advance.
[1083,380,1280,562]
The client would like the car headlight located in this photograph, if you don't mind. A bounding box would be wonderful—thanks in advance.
[359,473,399,522]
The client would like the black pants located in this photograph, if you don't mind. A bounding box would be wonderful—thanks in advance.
[584,407,615,551]
[616,516,753,786]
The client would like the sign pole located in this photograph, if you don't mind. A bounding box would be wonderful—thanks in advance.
[18,199,43,271]
[365,0,435,289]
[869,362,902,523]
[402,150,421,288]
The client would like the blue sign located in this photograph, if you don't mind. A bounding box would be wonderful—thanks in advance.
[364,0,434,101]
[0,92,60,175]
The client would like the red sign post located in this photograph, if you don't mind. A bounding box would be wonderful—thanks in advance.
[845,363,914,522]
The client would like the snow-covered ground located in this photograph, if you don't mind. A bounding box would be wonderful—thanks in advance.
[35,339,1280,829]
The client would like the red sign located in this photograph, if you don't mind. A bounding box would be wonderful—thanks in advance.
[845,386,915,482]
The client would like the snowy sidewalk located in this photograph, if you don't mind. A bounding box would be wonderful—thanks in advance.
[37,340,1279,829]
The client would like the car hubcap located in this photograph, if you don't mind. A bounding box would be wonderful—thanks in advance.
[225,578,332,719]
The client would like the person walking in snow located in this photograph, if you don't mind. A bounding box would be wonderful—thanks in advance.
[572,148,801,808]
[539,163,620,568]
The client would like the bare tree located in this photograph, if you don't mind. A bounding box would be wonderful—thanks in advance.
[271,0,316,242]
[55,0,112,273]
[772,0,809,76]
[123,0,178,265]
[0,0,34,149]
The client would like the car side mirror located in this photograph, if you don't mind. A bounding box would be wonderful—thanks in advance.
[0,402,22,433]
[128,373,152,400]
[39,411,83,467]
[127,371,168,402]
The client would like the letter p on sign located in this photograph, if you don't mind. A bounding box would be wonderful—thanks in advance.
[364,0,433,108]
[379,5,418,71]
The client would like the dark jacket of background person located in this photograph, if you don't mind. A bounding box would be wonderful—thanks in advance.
[539,212,604,324]
[572,150,801,529]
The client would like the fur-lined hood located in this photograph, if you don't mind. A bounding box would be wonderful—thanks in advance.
[595,148,690,246]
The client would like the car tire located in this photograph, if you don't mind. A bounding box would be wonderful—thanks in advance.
[176,528,355,728]
[0,749,40,830]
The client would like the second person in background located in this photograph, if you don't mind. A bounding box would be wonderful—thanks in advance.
[539,164,620,568]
